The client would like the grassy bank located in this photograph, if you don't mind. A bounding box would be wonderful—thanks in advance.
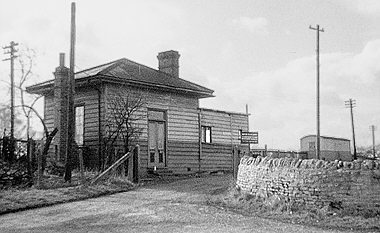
[207,184,380,232]
[0,175,134,215]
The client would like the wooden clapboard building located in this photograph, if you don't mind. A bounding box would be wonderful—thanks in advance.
[26,50,249,176]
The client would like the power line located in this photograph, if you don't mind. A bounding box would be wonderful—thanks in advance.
[2,41,18,160]
[345,98,357,160]
[309,24,324,160]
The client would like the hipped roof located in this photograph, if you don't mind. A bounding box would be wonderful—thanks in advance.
[26,58,214,98]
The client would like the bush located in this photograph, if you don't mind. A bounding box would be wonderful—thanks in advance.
[0,159,32,189]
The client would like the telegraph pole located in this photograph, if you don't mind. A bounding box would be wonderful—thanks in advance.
[2,41,18,160]
[246,104,250,153]
[309,25,324,160]
[345,99,357,160]
[370,125,376,158]
[64,2,76,182]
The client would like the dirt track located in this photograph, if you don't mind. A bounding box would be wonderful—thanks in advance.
[0,174,351,233]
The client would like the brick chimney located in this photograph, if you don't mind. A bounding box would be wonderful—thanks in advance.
[53,53,69,162]
[157,50,180,78]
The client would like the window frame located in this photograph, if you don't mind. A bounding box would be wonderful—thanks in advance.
[74,105,85,146]
[238,129,243,142]
[201,126,212,144]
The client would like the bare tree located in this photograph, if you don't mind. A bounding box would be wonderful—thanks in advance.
[14,47,58,174]
[16,47,42,140]
[102,89,145,170]
[16,105,58,159]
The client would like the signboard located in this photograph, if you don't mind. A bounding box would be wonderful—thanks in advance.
[241,131,258,144]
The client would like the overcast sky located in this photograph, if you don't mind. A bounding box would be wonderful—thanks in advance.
[0,0,379,150]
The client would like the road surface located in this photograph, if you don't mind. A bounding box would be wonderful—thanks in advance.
[0,174,351,233]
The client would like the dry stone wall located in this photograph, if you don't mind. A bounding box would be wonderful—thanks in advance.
[236,156,380,211]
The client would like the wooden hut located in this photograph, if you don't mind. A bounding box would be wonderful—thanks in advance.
[26,50,249,176]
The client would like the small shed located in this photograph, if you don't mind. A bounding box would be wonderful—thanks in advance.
[300,135,351,161]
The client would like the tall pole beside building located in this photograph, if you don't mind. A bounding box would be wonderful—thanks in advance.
[309,25,324,160]
[2,41,18,160]
[246,104,250,154]
[64,2,76,182]
[345,99,357,160]
[370,125,376,158]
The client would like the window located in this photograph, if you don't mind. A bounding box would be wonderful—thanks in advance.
[201,126,212,143]
[238,129,243,141]
[75,106,84,146]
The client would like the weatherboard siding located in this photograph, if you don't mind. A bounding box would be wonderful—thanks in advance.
[105,84,201,174]
[44,94,55,133]
[44,94,56,162]
[103,84,250,174]
[75,87,102,148]
[44,86,103,166]
[199,109,249,171]
[43,81,249,174]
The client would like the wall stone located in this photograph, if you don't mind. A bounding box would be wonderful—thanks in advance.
[236,156,380,212]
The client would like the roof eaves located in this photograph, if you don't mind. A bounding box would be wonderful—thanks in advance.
[198,107,248,116]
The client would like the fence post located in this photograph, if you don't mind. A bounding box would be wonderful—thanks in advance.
[78,147,85,185]
[36,149,42,188]
[0,138,2,160]
[133,145,140,183]
[27,139,33,179]
[233,145,239,180]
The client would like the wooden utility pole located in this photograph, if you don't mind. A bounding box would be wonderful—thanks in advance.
[345,99,357,160]
[64,2,76,182]
[370,125,376,158]
[246,104,250,154]
[309,25,324,160]
[2,41,18,160]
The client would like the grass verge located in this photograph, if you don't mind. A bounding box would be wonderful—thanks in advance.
[207,183,380,232]
[0,176,135,215]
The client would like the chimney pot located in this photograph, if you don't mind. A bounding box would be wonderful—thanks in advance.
[157,50,180,78]
[59,53,65,67]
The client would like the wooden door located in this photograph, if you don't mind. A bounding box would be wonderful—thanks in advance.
[148,121,166,167]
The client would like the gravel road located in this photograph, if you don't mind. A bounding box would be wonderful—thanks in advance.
[0,174,353,233]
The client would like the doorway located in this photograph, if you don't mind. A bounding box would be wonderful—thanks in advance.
[148,121,166,168]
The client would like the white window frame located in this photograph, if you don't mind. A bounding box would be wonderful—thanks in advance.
[201,126,212,143]
[75,105,85,146]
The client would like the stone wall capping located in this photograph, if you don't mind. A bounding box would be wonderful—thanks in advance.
[260,156,271,165]
[315,160,323,168]
[322,161,330,169]
[300,160,310,169]
[255,156,262,165]
[238,155,380,172]
[295,159,302,168]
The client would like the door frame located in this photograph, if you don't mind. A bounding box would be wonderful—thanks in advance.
[147,108,168,168]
